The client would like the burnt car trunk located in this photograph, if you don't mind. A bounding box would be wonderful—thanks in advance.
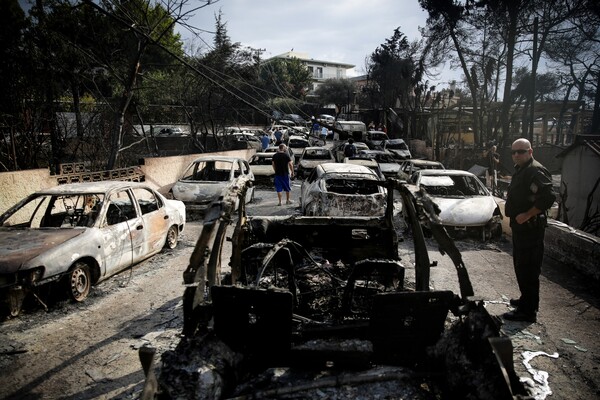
[141,181,531,400]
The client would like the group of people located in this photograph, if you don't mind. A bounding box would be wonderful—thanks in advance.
[261,128,284,151]
[368,121,387,133]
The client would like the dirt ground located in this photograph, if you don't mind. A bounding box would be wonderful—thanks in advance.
[0,187,598,400]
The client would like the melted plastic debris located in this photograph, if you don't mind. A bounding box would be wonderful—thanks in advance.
[520,350,559,400]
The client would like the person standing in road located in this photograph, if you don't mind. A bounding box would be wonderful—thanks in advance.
[320,126,328,145]
[344,138,357,158]
[261,131,270,151]
[503,138,556,323]
[486,144,500,194]
[272,143,295,206]
[273,128,283,145]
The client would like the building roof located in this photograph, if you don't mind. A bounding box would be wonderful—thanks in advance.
[270,51,354,69]
[556,134,600,158]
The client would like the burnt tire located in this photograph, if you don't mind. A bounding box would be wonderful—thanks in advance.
[67,262,91,302]
[164,225,179,250]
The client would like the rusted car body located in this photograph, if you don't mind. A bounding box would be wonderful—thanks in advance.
[300,163,387,216]
[0,182,185,316]
[171,156,254,212]
[413,169,503,240]
[139,179,530,400]
[296,146,336,179]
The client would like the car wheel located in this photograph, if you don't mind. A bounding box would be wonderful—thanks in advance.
[165,225,179,250]
[67,262,91,302]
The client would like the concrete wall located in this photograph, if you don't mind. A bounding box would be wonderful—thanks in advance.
[0,169,57,215]
[0,149,255,215]
[545,219,600,281]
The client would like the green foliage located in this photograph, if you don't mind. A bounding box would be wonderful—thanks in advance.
[259,57,312,100]
[367,27,418,110]
[314,78,357,108]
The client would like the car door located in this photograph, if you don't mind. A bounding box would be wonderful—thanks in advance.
[131,187,169,262]
[101,189,143,277]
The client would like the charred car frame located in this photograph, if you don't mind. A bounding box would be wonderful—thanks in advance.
[139,179,530,400]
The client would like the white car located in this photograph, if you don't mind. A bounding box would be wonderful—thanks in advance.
[412,169,503,240]
[365,130,390,149]
[171,156,254,212]
[383,138,412,160]
[398,159,445,181]
[296,147,336,179]
[300,163,387,216]
[287,135,311,163]
[0,182,186,316]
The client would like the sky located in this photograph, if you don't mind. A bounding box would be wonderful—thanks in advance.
[176,0,459,87]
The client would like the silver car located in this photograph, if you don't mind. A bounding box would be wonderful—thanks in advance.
[413,169,503,240]
[171,156,255,212]
[0,181,186,316]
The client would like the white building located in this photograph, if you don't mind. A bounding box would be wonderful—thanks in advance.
[270,51,355,93]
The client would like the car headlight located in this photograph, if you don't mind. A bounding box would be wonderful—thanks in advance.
[19,267,44,285]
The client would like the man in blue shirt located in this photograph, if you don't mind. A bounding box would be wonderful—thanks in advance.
[273,128,283,145]
[261,132,270,151]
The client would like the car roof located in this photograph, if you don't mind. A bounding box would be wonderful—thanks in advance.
[190,156,247,163]
[318,162,377,174]
[405,159,444,166]
[386,138,406,143]
[304,146,330,151]
[35,181,150,195]
[417,169,474,177]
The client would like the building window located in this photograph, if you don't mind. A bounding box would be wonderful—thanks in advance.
[316,67,323,79]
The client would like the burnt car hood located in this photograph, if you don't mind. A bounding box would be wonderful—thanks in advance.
[250,165,275,177]
[431,196,499,226]
[172,181,227,203]
[0,229,84,273]
[299,160,331,169]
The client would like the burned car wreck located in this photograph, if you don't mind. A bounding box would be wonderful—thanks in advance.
[139,180,531,400]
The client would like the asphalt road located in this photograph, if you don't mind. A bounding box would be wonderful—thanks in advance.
[0,187,598,399]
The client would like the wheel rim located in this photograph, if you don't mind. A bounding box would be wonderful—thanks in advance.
[166,226,178,249]
[70,266,90,301]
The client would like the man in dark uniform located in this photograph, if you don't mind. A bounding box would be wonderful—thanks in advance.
[503,138,556,322]
[272,143,294,206]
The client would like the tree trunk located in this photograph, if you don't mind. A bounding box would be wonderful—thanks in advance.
[591,71,600,134]
[106,48,144,170]
[500,10,519,147]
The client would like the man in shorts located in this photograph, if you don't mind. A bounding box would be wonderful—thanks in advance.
[271,143,295,206]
